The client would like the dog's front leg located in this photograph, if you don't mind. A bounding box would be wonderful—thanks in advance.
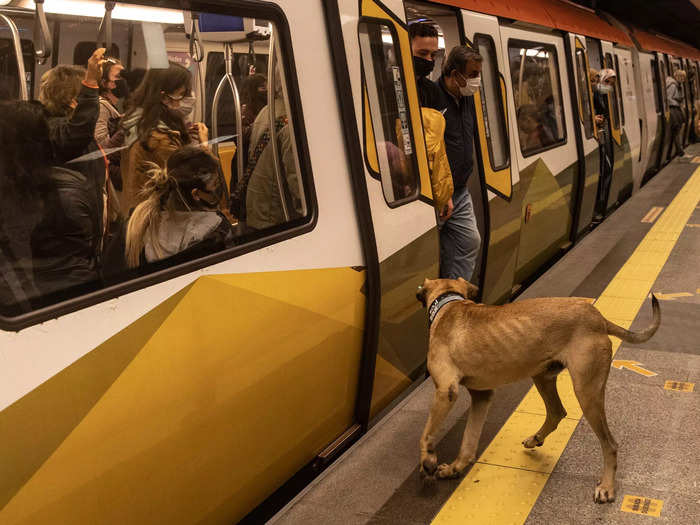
[420,381,459,478]
[437,389,493,479]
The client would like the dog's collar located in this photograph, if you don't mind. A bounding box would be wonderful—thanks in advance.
[428,292,465,326]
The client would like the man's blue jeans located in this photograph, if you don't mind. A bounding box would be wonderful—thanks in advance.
[438,186,481,282]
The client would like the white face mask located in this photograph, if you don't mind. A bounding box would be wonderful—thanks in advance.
[457,73,481,97]
[598,84,613,94]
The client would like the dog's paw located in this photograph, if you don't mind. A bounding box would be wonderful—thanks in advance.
[593,482,615,504]
[420,455,438,478]
[522,434,544,449]
[436,463,462,480]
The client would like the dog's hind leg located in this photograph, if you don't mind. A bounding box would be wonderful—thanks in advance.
[420,368,461,478]
[522,372,567,448]
[569,340,618,504]
[436,388,494,479]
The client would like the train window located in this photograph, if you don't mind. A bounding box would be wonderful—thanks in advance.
[508,39,566,157]
[651,58,661,113]
[613,54,625,126]
[74,42,120,65]
[0,39,34,100]
[574,45,594,139]
[604,53,620,130]
[0,7,314,328]
[358,21,420,206]
[474,34,509,170]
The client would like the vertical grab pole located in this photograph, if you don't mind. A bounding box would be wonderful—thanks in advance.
[210,42,243,168]
[0,14,28,101]
[225,42,244,188]
[267,32,290,221]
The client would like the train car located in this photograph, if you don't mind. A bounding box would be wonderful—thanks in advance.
[1,1,699,523]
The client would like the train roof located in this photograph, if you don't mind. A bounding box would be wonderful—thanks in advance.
[435,0,700,60]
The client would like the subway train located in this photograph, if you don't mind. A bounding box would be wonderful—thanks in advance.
[1,0,699,523]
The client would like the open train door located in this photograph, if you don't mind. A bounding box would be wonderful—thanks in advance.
[458,10,515,304]
[566,34,600,238]
[332,0,440,420]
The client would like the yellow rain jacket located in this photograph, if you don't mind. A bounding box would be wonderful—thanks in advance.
[421,108,453,212]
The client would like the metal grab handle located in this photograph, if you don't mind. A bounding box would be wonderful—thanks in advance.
[33,0,52,64]
[0,13,28,100]
[188,12,203,63]
[187,12,205,123]
[211,43,243,187]
[96,1,116,54]
[267,32,290,222]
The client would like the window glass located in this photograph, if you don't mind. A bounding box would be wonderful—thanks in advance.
[508,40,566,156]
[0,39,34,100]
[604,53,620,130]
[651,58,661,113]
[0,8,312,322]
[574,46,594,139]
[613,54,625,126]
[475,34,508,169]
[358,21,420,205]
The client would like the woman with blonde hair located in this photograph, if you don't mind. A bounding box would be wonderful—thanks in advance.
[125,146,232,268]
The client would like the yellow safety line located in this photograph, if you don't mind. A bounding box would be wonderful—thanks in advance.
[432,166,700,524]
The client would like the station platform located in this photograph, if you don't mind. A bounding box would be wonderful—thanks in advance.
[270,148,700,525]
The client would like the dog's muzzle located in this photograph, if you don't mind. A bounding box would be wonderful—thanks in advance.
[416,286,426,307]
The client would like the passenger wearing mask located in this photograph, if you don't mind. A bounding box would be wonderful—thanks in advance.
[667,69,686,157]
[233,71,302,230]
[240,73,268,169]
[409,22,441,107]
[120,63,208,217]
[96,57,127,193]
[39,48,109,242]
[593,68,616,220]
[423,46,483,282]
[410,22,454,221]
[125,146,233,268]
[0,101,101,306]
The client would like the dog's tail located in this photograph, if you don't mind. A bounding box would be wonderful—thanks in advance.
[604,294,660,344]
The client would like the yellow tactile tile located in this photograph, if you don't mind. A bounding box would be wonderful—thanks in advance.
[515,372,582,420]
[431,166,700,525]
[431,463,549,525]
[477,413,579,473]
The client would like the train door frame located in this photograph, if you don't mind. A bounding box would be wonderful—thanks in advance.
[498,23,579,288]
[659,52,675,164]
[614,46,643,192]
[637,50,662,184]
[455,8,512,304]
[681,57,693,147]
[566,33,599,240]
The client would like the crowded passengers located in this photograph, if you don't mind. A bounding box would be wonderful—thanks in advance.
[0,47,293,312]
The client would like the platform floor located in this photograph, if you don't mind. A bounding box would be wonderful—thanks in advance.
[270,148,700,525]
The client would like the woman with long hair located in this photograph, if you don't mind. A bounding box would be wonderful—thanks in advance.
[120,62,208,216]
[125,146,232,268]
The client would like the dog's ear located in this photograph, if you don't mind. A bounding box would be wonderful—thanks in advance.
[457,277,479,300]
[416,278,431,307]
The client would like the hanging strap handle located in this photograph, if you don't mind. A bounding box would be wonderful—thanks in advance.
[33,0,53,64]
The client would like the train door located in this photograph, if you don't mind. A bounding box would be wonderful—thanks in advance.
[567,34,599,238]
[601,42,632,210]
[499,25,578,287]
[682,58,693,146]
[457,10,518,304]
[1,1,371,523]
[638,51,663,183]
[335,0,439,420]
[615,47,642,191]
[659,53,674,164]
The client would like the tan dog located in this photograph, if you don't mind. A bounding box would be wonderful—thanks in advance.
[416,277,660,503]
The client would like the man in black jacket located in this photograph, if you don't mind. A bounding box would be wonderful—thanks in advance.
[409,22,441,107]
[422,45,483,282]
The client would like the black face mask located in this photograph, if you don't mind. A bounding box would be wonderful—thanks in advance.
[254,91,268,106]
[413,56,435,78]
[112,78,129,99]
